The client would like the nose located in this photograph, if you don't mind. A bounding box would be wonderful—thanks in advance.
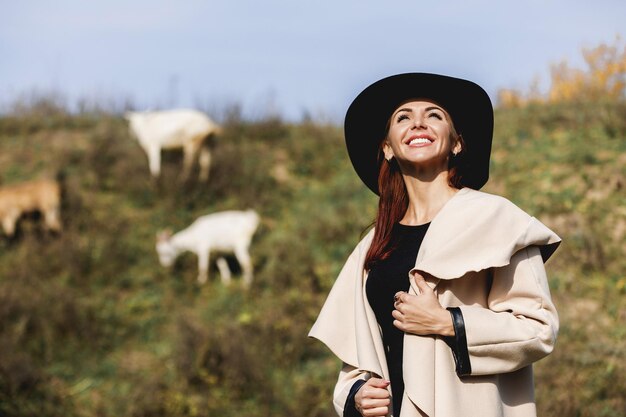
[411,115,426,129]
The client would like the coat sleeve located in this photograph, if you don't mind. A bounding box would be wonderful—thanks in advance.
[459,245,559,375]
[333,363,369,417]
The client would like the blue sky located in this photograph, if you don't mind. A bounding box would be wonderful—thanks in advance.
[1,1,625,121]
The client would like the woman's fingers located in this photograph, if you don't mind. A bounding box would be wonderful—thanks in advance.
[361,406,390,417]
[359,378,390,397]
[360,397,391,408]
[355,377,390,416]
[394,291,410,309]
[361,385,390,399]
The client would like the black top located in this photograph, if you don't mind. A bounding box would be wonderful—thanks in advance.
[365,222,430,416]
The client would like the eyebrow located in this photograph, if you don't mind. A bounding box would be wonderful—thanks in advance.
[393,105,444,118]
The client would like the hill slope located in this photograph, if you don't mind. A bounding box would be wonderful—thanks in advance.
[0,102,624,417]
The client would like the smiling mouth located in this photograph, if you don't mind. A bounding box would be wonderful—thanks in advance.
[406,136,433,146]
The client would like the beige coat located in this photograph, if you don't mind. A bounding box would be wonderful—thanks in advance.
[309,188,561,417]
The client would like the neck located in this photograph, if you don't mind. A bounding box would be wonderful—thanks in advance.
[400,171,459,225]
[168,230,191,251]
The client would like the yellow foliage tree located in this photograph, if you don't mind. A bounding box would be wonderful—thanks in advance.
[497,88,525,108]
[498,36,626,107]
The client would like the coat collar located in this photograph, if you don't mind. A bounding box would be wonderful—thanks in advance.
[409,188,560,286]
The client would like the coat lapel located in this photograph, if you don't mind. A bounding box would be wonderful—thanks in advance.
[356,269,389,380]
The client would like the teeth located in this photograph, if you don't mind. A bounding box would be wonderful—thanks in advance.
[409,138,431,145]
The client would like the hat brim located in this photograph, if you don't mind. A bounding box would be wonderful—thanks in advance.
[344,73,494,194]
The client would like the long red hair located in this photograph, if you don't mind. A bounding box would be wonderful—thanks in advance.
[363,118,465,271]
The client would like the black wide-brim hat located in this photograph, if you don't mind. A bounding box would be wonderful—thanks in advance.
[344,73,494,194]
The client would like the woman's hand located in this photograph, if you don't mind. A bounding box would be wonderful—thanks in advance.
[354,377,391,417]
[392,273,454,337]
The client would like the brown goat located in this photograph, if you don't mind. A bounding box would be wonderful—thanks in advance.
[0,178,62,238]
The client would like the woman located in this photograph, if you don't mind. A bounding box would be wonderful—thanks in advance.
[309,73,561,417]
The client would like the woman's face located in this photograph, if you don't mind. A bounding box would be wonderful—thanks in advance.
[383,100,460,173]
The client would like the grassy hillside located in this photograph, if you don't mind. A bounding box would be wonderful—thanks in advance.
[0,101,624,417]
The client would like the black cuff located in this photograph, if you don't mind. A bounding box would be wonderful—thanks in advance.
[443,307,472,376]
[344,379,367,417]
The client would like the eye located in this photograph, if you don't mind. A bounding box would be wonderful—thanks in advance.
[396,113,410,122]
[428,111,443,120]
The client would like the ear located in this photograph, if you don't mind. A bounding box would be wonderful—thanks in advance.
[452,136,463,156]
[156,229,173,242]
[382,141,395,161]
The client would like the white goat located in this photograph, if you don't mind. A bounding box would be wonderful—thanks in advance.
[125,109,221,182]
[0,178,62,238]
[156,209,260,286]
